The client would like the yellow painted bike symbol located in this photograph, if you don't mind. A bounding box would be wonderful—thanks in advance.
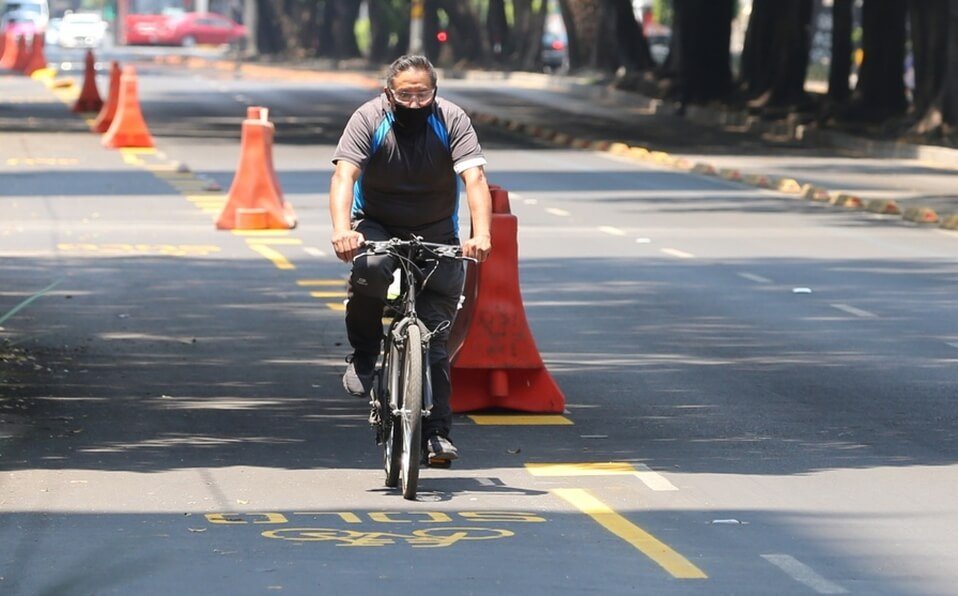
[261,526,514,548]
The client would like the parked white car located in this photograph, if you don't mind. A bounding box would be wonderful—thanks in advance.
[57,11,106,48]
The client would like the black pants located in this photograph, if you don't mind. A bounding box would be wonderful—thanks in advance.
[346,219,465,438]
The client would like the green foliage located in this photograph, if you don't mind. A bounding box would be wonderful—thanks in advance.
[356,12,371,55]
[653,0,672,26]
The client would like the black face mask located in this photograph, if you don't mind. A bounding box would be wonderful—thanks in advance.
[392,103,432,133]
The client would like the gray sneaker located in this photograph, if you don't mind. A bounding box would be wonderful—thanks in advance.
[425,435,459,462]
[342,352,376,397]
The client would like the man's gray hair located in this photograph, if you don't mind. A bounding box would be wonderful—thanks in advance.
[386,55,438,89]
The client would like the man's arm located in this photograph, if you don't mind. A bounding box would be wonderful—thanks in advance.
[460,165,492,262]
[329,160,364,262]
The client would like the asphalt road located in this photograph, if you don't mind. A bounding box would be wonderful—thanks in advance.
[2,53,958,595]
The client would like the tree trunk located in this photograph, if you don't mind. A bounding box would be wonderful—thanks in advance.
[853,0,907,118]
[434,0,485,64]
[739,0,812,109]
[909,0,948,119]
[944,0,958,130]
[561,0,601,69]
[518,0,548,70]
[827,0,852,102]
[609,0,653,72]
[368,0,396,63]
[669,0,734,104]
[487,0,509,64]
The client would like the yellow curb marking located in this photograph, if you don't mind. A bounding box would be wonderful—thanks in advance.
[248,244,295,270]
[553,488,706,579]
[468,415,573,426]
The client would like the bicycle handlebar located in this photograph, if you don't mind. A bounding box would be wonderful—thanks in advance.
[358,237,474,262]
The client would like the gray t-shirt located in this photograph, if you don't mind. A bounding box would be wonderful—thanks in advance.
[332,94,487,238]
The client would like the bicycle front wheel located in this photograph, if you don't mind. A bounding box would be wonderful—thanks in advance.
[383,336,402,488]
[400,324,423,500]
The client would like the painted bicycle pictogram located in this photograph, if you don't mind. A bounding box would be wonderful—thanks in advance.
[261,526,514,548]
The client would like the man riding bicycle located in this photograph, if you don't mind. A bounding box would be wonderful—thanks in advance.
[329,55,492,463]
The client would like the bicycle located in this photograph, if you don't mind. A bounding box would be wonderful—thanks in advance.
[358,236,473,500]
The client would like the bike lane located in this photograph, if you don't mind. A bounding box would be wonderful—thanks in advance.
[0,66,885,594]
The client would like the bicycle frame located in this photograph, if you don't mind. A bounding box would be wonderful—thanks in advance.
[360,236,467,499]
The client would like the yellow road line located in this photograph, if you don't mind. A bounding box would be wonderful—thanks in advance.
[326,303,346,311]
[468,415,573,426]
[248,244,295,270]
[310,291,347,298]
[553,489,707,579]
[527,462,636,476]
[245,238,303,246]
[297,279,345,287]
[527,462,678,491]
[232,230,291,237]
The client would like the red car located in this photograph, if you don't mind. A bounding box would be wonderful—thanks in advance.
[125,12,246,47]
[158,12,246,47]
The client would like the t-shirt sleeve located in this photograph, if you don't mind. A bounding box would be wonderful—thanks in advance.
[444,105,487,174]
[332,107,374,169]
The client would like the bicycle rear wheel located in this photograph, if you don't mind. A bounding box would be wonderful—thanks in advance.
[383,336,402,488]
[400,324,423,500]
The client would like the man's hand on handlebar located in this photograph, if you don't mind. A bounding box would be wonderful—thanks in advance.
[332,229,365,262]
[462,233,491,263]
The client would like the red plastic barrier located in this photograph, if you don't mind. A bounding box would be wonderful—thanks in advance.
[449,187,565,413]
[215,106,297,230]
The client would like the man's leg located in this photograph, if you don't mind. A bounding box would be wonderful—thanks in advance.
[342,220,393,396]
[416,258,465,456]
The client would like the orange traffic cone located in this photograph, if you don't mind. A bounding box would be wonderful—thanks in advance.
[92,61,121,133]
[448,186,565,413]
[12,36,30,73]
[0,33,6,64]
[0,34,18,69]
[23,34,46,76]
[72,50,103,113]
[215,106,297,230]
[101,65,154,149]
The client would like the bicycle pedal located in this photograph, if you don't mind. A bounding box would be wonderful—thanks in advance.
[427,458,453,469]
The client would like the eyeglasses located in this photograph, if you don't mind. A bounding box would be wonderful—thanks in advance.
[390,88,436,104]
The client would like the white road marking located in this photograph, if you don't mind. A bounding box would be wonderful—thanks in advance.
[546,208,571,217]
[947,342,958,349]
[476,478,497,486]
[303,247,326,257]
[661,248,694,259]
[524,198,538,205]
[598,226,627,236]
[633,464,678,491]
[635,237,652,244]
[738,272,772,284]
[829,303,878,318]
[761,554,848,594]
